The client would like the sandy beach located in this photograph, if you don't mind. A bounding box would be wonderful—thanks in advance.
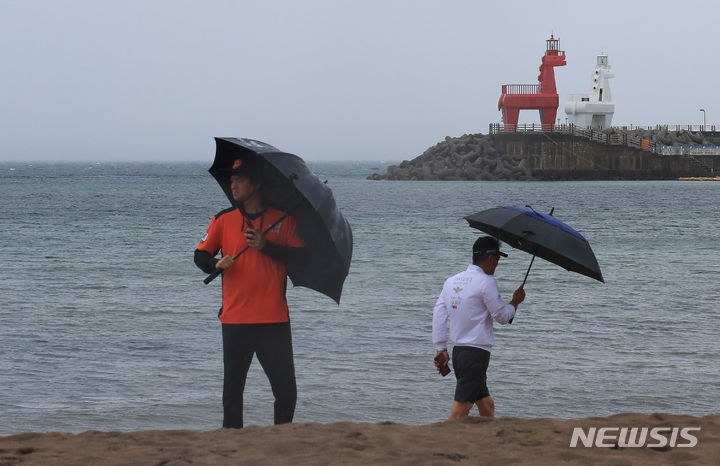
[1,413,717,465]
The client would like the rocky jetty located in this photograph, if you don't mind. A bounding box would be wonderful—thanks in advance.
[630,127,708,146]
[368,128,720,181]
[368,133,534,181]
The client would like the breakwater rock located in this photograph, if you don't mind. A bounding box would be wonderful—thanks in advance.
[368,128,720,181]
[368,133,534,181]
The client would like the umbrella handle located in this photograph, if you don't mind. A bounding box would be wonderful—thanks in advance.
[203,246,249,284]
[203,268,223,285]
[203,210,294,285]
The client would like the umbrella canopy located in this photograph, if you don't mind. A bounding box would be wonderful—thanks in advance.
[207,137,353,303]
[465,206,603,283]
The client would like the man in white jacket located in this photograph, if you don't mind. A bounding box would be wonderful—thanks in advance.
[432,236,526,420]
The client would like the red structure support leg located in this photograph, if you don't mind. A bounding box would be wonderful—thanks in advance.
[502,107,520,130]
[539,108,557,130]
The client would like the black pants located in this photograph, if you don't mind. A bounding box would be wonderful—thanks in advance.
[221,322,297,428]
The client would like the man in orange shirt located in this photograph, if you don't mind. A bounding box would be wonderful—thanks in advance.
[194,158,306,428]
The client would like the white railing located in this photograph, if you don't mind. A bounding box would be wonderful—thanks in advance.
[488,123,720,155]
[657,145,720,156]
[615,124,718,132]
[489,123,719,134]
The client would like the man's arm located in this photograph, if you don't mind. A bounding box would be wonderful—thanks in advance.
[432,292,449,351]
[195,213,224,273]
[507,286,525,324]
[484,280,521,325]
[509,287,525,309]
[194,249,219,274]
[432,291,450,371]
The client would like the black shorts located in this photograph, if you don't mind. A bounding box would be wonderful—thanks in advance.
[452,346,491,403]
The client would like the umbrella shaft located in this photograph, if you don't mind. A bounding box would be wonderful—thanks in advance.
[522,254,536,287]
[232,245,249,260]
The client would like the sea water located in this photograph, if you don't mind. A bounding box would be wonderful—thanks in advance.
[1,162,718,434]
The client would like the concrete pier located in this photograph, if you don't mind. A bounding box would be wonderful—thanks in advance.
[369,127,720,181]
[495,132,719,180]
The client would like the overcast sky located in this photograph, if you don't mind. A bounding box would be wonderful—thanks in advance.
[2,0,718,162]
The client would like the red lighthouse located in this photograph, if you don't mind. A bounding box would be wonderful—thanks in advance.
[498,35,567,131]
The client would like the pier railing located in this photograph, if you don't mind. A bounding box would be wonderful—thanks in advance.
[616,124,718,132]
[656,145,720,156]
[488,123,720,155]
[489,123,641,145]
[489,123,718,133]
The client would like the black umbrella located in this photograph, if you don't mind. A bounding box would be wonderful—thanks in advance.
[465,206,603,284]
[204,137,353,304]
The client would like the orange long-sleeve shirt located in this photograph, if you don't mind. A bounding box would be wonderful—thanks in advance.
[197,207,304,324]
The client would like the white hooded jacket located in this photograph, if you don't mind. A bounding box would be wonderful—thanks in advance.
[432,264,516,352]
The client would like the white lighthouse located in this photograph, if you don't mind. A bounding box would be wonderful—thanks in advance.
[565,54,615,129]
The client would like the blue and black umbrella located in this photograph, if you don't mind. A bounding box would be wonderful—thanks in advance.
[465,206,603,284]
[204,137,353,304]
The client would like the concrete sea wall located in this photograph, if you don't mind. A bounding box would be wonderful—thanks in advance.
[370,130,720,181]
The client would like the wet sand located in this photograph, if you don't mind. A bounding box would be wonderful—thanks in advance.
[1,413,718,465]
